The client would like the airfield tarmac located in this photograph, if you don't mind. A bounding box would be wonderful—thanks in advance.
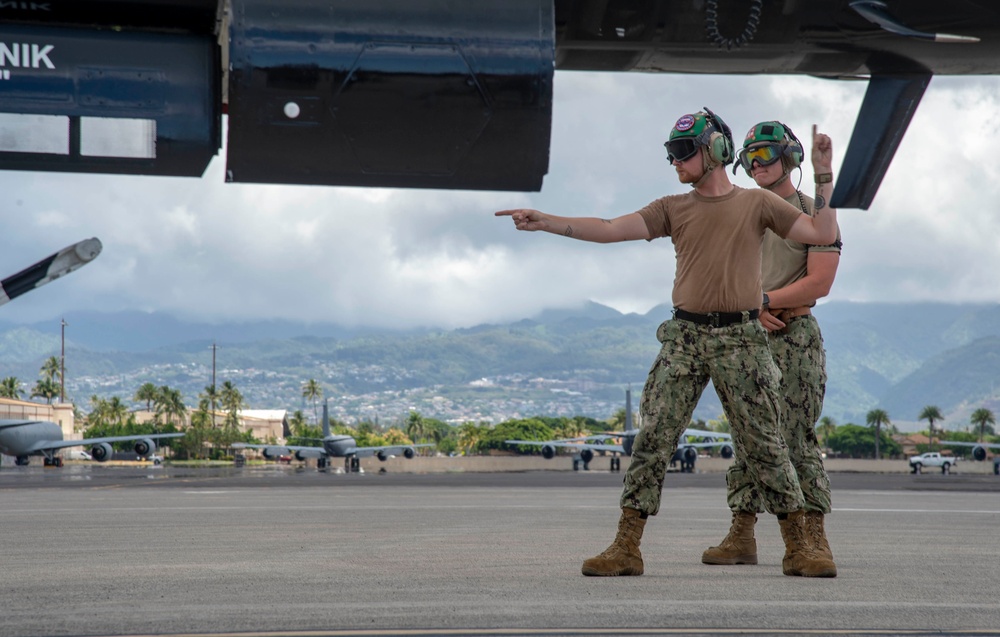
[2,464,999,637]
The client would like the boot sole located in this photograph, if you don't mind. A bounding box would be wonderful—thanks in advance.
[702,554,758,565]
[783,566,838,578]
[581,565,644,576]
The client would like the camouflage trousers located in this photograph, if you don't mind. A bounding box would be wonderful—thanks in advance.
[726,316,832,514]
[621,317,804,516]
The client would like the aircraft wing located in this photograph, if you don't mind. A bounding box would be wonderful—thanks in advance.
[231,443,319,454]
[936,440,1000,461]
[938,441,1000,449]
[25,432,184,454]
[597,428,731,440]
[682,428,732,440]
[352,443,435,458]
[505,439,625,454]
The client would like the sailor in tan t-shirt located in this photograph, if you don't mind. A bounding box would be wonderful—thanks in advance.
[496,109,840,578]
[703,121,842,571]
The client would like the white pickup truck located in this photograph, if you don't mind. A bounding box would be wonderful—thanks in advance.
[909,452,959,474]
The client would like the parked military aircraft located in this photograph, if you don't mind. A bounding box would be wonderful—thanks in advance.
[233,400,433,473]
[0,419,182,467]
[1,1,999,208]
[938,440,1000,462]
[0,238,102,308]
[505,388,733,472]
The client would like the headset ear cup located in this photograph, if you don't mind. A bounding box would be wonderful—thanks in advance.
[707,131,732,164]
[785,144,803,168]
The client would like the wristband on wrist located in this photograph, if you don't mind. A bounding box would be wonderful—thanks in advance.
[814,172,833,184]
[762,292,770,309]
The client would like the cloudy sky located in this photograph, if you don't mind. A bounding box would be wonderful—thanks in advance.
[3,70,1000,330]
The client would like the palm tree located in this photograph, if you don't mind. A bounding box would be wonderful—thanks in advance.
[918,405,943,450]
[0,376,23,399]
[816,416,837,447]
[40,355,61,383]
[457,422,482,455]
[134,382,158,411]
[158,387,187,429]
[405,411,426,443]
[288,410,308,437]
[866,409,890,460]
[220,381,244,434]
[201,384,220,427]
[302,379,323,424]
[31,378,59,404]
[105,396,129,427]
[970,408,996,443]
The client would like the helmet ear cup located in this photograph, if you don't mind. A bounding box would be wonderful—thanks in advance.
[779,121,803,169]
[700,106,734,166]
[707,130,733,165]
[783,142,803,169]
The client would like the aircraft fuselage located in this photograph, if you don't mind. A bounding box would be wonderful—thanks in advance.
[323,435,358,458]
[0,420,62,457]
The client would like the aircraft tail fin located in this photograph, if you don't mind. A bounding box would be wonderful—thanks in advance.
[322,399,331,438]
[625,386,634,433]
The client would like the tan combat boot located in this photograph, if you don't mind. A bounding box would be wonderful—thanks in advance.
[804,510,834,561]
[581,508,646,576]
[778,510,837,577]
[702,511,758,565]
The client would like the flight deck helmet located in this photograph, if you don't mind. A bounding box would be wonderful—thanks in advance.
[736,121,803,176]
[665,108,735,166]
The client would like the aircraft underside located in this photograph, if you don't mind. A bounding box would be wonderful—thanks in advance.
[0,0,998,207]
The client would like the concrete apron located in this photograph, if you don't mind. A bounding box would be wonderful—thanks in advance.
[364,455,997,474]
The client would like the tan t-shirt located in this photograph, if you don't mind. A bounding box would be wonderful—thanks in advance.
[761,191,842,300]
[637,186,802,313]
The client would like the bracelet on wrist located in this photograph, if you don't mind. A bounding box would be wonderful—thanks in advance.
[814,172,833,184]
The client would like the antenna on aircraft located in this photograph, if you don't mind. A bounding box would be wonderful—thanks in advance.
[0,238,102,308]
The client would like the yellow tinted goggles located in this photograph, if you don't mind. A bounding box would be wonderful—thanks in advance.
[738,143,783,170]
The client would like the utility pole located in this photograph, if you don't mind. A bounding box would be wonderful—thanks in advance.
[60,318,66,403]
[210,342,217,427]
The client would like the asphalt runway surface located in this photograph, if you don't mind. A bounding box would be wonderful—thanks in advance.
[2,465,1000,637]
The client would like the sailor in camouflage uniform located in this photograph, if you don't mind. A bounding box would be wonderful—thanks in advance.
[702,121,841,573]
[496,108,839,578]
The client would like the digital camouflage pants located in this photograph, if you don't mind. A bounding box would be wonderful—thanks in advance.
[621,318,804,516]
[726,315,832,514]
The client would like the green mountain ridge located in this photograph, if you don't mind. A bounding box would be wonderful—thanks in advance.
[1,302,998,427]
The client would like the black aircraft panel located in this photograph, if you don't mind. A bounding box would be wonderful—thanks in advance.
[0,23,220,177]
[1,1,1000,205]
[225,0,554,191]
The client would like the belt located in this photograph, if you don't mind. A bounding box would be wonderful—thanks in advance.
[773,306,812,322]
[672,308,759,328]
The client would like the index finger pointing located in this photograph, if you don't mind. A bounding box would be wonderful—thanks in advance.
[812,124,818,138]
